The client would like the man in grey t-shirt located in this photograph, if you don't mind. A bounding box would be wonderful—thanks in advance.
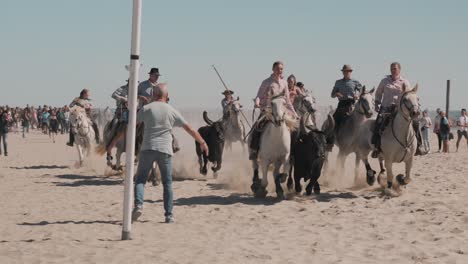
[132,83,208,224]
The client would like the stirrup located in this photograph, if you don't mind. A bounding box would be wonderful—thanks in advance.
[106,154,113,161]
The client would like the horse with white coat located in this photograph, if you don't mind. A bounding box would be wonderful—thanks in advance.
[69,106,95,166]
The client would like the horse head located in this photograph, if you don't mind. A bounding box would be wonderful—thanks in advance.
[269,94,288,126]
[356,86,375,118]
[399,84,420,119]
[294,92,316,115]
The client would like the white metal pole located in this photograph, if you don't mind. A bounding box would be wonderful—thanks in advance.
[122,0,142,240]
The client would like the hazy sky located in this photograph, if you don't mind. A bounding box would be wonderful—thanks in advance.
[2,0,467,110]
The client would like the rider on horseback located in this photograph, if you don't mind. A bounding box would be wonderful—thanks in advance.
[249,61,297,160]
[371,62,424,157]
[103,80,130,162]
[331,64,363,133]
[66,89,100,146]
[221,89,235,118]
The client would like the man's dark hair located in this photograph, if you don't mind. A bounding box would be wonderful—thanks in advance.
[272,61,283,70]
[391,62,401,69]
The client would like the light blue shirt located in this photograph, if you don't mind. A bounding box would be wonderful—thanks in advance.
[137,101,187,156]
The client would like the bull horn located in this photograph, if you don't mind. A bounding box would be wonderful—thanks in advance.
[203,111,213,125]
[322,114,335,136]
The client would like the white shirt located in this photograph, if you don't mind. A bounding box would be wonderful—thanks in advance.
[458,115,468,132]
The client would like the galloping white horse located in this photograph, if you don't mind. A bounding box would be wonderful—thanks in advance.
[249,95,297,199]
[378,84,420,195]
[223,99,246,151]
[69,106,95,166]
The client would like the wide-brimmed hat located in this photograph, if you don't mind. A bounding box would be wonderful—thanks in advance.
[222,90,234,95]
[148,68,161,75]
[341,64,353,72]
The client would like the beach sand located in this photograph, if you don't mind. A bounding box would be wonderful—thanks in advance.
[0,128,467,264]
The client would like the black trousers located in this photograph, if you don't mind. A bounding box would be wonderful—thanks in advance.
[333,99,355,132]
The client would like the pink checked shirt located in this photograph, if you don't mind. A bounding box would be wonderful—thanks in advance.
[256,74,297,116]
[375,75,411,108]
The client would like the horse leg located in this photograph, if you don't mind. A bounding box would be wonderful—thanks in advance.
[337,150,346,173]
[253,161,269,198]
[76,144,83,167]
[354,154,361,184]
[397,159,413,187]
[250,159,261,194]
[377,157,386,187]
[363,157,376,186]
[287,156,294,191]
[273,160,285,199]
[384,161,398,195]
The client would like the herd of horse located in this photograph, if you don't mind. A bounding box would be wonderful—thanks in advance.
[68,84,420,198]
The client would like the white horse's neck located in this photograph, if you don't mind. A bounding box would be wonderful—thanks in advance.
[393,111,414,141]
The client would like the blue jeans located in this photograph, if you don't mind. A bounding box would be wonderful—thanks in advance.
[0,133,7,154]
[134,150,173,217]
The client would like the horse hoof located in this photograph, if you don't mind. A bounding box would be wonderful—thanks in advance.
[276,191,285,200]
[287,183,293,191]
[313,185,321,194]
[367,170,376,186]
[305,185,313,196]
[254,187,268,198]
[200,168,208,176]
[396,174,409,185]
[278,173,288,183]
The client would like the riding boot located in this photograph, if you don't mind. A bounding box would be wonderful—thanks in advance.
[67,131,74,147]
[92,121,100,144]
[371,115,383,158]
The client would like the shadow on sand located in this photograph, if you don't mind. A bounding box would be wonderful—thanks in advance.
[18,220,121,226]
[10,165,69,170]
[146,193,282,206]
[51,174,122,187]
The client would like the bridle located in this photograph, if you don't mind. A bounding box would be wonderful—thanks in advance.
[355,93,372,118]
[391,91,418,162]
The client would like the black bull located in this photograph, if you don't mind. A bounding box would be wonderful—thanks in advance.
[288,117,335,195]
[196,111,226,176]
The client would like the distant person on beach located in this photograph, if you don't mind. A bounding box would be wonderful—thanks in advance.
[440,111,450,153]
[49,110,59,143]
[0,106,11,156]
[456,108,468,151]
[433,108,442,152]
[132,83,208,224]
[419,110,432,153]
[21,106,31,138]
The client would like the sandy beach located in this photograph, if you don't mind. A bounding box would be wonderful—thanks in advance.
[0,127,467,264]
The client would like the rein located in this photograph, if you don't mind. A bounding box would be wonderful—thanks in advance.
[390,93,416,162]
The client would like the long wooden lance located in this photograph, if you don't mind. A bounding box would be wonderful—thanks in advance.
[211,65,252,129]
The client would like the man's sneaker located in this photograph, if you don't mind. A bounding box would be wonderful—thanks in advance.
[66,142,73,147]
[4,153,7,157]
[132,207,142,223]
[165,215,174,223]
[173,147,181,153]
